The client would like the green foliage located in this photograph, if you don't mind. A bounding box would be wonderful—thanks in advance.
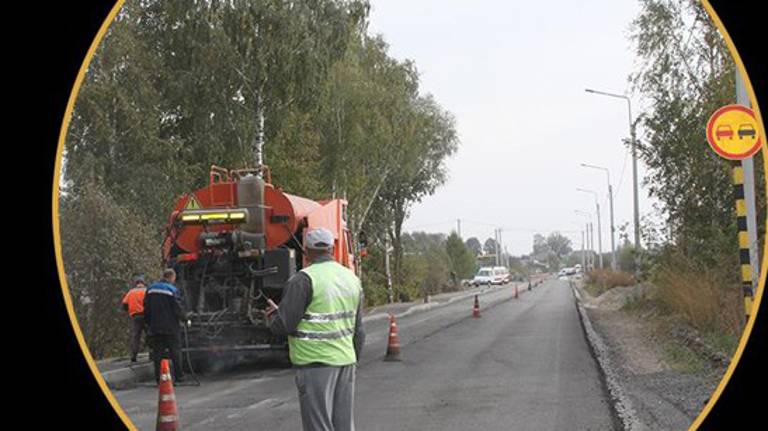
[445,232,477,280]
[531,232,572,271]
[630,0,765,269]
[465,237,482,256]
[59,180,159,359]
[59,0,460,356]
[507,256,529,280]
[66,0,370,227]
[483,237,498,255]
[628,0,757,352]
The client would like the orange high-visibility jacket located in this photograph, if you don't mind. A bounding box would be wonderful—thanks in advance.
[122,287,147,316]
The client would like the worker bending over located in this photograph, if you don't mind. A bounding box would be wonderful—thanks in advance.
[121,275,147,363]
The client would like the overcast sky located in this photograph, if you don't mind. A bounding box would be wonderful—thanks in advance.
[367,0,657,256]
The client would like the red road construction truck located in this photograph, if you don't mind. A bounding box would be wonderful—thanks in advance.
[162,166,355,368]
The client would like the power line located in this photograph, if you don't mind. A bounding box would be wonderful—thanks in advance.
[406,217,579,235]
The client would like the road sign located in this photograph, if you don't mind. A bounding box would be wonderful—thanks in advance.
[706,104,762,160]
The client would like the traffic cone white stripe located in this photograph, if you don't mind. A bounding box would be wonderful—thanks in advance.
[160,373,171,381]
[159,415,178,423]
[161,394,176,402]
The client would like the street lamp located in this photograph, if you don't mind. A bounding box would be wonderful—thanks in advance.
[581,163,616,271]
[585,88,640,278]
[574,210,594,271]
[571,221,586,271]
[577,188,603,269]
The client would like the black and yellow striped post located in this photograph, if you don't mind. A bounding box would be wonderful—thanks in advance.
[732,163,755,320]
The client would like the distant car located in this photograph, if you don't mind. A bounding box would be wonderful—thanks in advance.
[738,123,756,140]
[716,124,734,140]
[491,266,511,285]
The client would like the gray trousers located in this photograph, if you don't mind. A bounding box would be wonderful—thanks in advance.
[130,315,145,360]
[295,364,356,431]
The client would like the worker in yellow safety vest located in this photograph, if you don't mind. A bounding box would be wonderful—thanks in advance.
[267,227,365,431]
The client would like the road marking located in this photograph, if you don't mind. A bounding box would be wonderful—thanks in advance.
[186,376,275,407]
[246,398,279,410]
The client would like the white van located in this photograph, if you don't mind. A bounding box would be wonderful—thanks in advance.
[472,266,510,286]
[471,267,494,286]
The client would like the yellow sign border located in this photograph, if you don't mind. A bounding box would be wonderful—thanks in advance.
[49,1,767,430]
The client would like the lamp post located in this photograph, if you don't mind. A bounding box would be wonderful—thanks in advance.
[575,210,593,271]
[581,163,616,270]
[571,221,586,271]
[586,88,640,278]
[577,188,603,269]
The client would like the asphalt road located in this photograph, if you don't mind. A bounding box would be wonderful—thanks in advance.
[114,279,618,430]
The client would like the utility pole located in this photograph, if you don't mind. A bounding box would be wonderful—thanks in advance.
[457,219,461,238]
[581,229,586,270]
[596,203,603,269]
[736,71,760,292]
[585,222,593,271]
[499,229,504,266]
[493,228,501,266]
[578,188,603,269]
[582,164,617,270]
[575,210,593,271]
[608,182,616,270]
[585,88,641,278]
[630,114,641,279]
[589,222,595,271]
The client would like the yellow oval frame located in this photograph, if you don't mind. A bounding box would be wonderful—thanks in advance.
[50,1,767,430]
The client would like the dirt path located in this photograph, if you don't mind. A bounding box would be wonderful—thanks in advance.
[576,283,726,431]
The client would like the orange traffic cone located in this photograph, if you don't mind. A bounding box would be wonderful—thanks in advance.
[514,285,519,299]
[473,295,481,318]
[156,359,180,431]
[384,313,402,361]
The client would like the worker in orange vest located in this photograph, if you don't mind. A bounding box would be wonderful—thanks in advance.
[122,276,148,362]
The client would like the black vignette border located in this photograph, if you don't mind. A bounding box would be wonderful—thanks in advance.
[39,1,126,429]
[699,0,766,430]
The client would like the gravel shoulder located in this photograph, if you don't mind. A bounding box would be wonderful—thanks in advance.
[575,282,726,431]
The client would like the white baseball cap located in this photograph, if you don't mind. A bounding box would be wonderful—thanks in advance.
[306,228,334,250]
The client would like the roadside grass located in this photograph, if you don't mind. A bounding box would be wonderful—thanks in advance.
[582,282,603,298]
[662,341,708,373]
[700,330,739,358]
[651,254,742,341]
[583,269,635,297]
[617,253,743,371]
[621,291,649,311]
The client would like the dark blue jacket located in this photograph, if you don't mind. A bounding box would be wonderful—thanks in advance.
[143,280,184,335]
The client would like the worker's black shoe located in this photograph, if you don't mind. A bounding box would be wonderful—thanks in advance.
[130,357,138,363]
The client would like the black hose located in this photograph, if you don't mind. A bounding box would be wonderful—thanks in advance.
[181,322,201,386]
